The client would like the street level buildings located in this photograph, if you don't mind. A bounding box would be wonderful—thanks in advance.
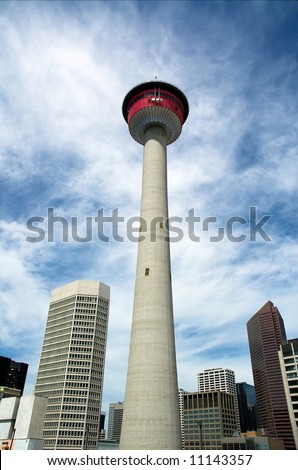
[0,395,47,450]
[0,387,21,399]
[179,388,186,448]
[34,280,110,450]
[247,300,296,449]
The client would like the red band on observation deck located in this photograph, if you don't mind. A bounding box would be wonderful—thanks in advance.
[127,88,186,125]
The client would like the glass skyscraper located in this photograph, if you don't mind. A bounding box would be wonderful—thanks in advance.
[236,382,259,432]
[247,300,295,449]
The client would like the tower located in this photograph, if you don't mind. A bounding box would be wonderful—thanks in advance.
[247,300,296,449]
[120,81,189,449]
[34,280,110,449]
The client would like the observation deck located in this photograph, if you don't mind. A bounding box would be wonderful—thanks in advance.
[122,81,189,145]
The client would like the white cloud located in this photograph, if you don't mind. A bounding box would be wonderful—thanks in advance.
[0,0,297,419]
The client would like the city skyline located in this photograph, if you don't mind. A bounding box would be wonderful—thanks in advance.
[1,0,298,419]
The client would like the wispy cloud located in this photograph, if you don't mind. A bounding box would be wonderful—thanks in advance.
[0,0,297,415]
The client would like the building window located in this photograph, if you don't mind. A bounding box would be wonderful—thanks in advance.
[145,268,150,276]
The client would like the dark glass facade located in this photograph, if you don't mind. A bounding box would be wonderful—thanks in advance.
[0,356,28,395]
[247,301,296,449]
[236,382,259,432]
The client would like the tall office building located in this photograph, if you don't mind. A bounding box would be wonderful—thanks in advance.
[0,356,28,396]
[178,388,186,449]
[120,81,188,449]
[34,280,110,450]
[99,412,106,440]
[278,338,298,449]
[183,390,237,450]
[107,402,124,444]
[236,382,259,433]
[247,300,295,449]
[197,368,240,432]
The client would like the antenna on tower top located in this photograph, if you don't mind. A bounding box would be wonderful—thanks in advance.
[154,72,158,81]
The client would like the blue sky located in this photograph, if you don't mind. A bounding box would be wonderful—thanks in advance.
[0,0,298,417]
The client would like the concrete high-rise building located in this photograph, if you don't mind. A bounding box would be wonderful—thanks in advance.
[197,368,240,432]
[247,300,296,449]
[107,401,124,444]
[0,356,28,396]
[278,338,298,449]
[34,280,110,450]
[178,388,186,449]
[183,390,237,450]
[120,81,189,450]
[236,382,259,433]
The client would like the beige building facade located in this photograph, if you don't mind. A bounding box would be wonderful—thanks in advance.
[35,280,110,449]
[183,390,238,450]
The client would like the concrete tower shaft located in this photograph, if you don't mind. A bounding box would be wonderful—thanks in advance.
[120,81,188,450]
